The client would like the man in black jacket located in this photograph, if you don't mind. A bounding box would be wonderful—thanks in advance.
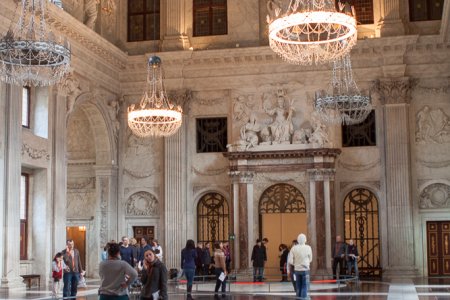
[251,239,267,282]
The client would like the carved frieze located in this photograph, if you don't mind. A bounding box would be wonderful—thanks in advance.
[374,78,416,105]
[417,159,450,168]
[419,183,450,209]
[123,168,156,179]
[192,166,228,176]
[307,168,336,181]
[21,143,50,161]
[340,181,381,191]
[67,177,96,189]
[126,191,159,216]
[229,171,255,184]
[415,106,450,144]
[338,158,381,171]
[168,89,193,113]
[99,177,109,247]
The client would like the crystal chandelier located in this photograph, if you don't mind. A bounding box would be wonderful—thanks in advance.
[0,0,71,86]
[314,54,372,125]
[128,56,182,138]
[267,0,357,65]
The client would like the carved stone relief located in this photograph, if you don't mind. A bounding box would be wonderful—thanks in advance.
[232,94,255,122]
[67,189,96,218]
[229,87,329,151]
[126,191,159,216]
[84,0,98,29]
[415,106,450,143]
[21,143,50,161]
[419,183,450,209]
[67,109,96,160]
[58,72,82,117]
[67,177,96,189]
[99,177,108,247]
[124,133,161,178]
[106,98,120,144]
[373,78,415,105]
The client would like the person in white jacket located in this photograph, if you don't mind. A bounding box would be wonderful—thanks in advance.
[288,233,312,299]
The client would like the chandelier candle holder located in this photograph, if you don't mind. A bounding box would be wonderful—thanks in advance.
[314,54,372,125]
[267,0,357,65]
[0,0,71,86]
[128,56,182,138]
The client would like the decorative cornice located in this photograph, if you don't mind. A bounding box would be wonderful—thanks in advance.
[415,85,450,94]
[223,148,341,160]
[21,143,50,161]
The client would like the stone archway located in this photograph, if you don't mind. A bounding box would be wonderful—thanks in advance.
[259,183,307,279]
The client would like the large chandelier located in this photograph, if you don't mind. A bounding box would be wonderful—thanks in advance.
[314,54,372,125]
[0,0,71,86]
[128,56,182,138]
[267,0,357,65]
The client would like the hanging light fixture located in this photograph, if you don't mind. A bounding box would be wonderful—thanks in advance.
[267,0,357,65]
[314,54,372,125]
[0,0,71,86]
[128,56,182,138]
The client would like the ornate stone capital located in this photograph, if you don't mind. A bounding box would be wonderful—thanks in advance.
[373,78,416,105]
[168,89,193,114]
[229,170,255,184]
[307,168,336,181]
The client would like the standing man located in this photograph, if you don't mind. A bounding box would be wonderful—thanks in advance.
[195,242,204,280]
[288,233,312,299]
[251,239,267,282]
[262,238,269,280]
[202,242,212,280]
[138,236,152,265]
[332,235,347,279]
[120,236,134,267]
[61,239,84,298]
[346,239,359,278]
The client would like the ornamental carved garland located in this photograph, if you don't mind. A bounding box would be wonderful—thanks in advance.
[21,143,50,161]
[419,183,450,209]
[126,191,159,216]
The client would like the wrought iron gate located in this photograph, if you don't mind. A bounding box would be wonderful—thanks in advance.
[197,192,229,245]
[343,188,381,277]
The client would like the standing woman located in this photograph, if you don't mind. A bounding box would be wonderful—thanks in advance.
[278,244,289,282]
[98,243,138,300]
[181,239,197,299]
[213,242,227,297]
[140,249,168,300]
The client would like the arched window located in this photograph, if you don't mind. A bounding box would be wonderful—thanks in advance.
[197,193,229,245]
[343,188,381,277]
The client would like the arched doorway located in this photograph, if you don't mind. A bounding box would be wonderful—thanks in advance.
[343,188,381,277]
[197,193,230,246]
[259,183,307,279]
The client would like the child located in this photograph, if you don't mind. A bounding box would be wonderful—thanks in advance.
[51,252,66,298]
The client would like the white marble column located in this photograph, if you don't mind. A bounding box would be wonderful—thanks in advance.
[232,182,240,268]
[441,0,450,43]
[376,78,417,276]
[376,0,405,36]
[161,0,190,51]
[0,83,26,289]
[164,117,187,270]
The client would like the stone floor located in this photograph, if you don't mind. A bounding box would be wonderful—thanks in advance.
[1,277,450,299]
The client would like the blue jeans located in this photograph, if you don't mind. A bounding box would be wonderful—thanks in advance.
[253,267,264,281]
[63,272,79,298]
[184,268,195,287]
[294,270,309,299]
[347,259,359,277]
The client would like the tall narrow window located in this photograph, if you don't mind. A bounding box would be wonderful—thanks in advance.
[128,0,160,42]
[22,87,30,128]
[409,0,444,21]
[20,174,29,260]
[193,0,227,36]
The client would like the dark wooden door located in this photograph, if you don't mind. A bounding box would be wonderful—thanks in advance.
[427,221,450,276]
[133,226,154,244]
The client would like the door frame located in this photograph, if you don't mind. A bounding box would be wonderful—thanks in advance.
[420,215,450,276]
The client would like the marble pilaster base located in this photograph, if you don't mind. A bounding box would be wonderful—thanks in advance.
[0,277,26,290]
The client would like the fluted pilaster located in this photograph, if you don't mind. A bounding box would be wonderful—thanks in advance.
[376,0,405,36]
[376,78,417,276]
[162,0,190,51]
[0,83,25,289]
[164,118,187,270]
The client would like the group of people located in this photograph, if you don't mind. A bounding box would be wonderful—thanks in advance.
[51,236,168,299]
[332,235,359,279]
[181,240,231,299]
